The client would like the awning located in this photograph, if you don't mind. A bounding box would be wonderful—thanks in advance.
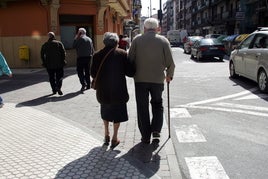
[235,34,249,42]
[222,34,239,42]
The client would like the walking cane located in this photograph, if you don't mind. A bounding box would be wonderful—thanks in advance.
[167,81,171,138]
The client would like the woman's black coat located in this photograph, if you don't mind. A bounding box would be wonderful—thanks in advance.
[91,46,135,105]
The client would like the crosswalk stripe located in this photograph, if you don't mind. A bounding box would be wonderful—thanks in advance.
[185,156,230,179]
[170,108,191,118]
[175,124,206,143]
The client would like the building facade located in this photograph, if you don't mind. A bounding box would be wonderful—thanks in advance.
[161,0,268,36]
[0,0,132,68]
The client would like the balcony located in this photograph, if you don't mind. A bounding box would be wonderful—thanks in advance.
[211,0,221,6]
[185,1,192,9]
[245,0,259,4]
[222,12,229,19]
[185,13,191,20]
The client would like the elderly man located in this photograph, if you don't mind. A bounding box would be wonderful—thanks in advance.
[128,18,175,144]
[73,28,94,92]
[41,32,66,95]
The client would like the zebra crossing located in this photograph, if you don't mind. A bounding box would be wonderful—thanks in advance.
[171,107,230,179]
[171,88,268,179]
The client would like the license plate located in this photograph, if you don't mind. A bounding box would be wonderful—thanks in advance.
[210,47,217,50]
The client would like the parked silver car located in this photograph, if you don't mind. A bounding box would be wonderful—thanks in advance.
[229,27,268,92]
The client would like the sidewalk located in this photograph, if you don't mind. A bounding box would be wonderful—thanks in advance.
[0,68,182,179]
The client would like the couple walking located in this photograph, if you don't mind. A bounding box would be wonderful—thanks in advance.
[92,18,175,149]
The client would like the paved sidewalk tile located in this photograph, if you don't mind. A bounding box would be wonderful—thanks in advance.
[0,68,182,179]
[0,103,159,179]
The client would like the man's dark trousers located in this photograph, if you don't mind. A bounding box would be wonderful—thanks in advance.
[76,57,91,88]
[135,82,164,141]
[47,68,64,92]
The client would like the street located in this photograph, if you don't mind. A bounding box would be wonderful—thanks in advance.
[1,47,268,179]
[169,47,268,179]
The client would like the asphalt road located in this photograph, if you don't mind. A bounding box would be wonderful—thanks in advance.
[168,47,268,179]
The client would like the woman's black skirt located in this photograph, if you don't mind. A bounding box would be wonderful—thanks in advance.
[101,103,128,123]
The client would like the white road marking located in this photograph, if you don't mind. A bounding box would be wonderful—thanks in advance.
[214,102,268,112]
[234,93,268,100]
[179,104,268,117]
[175,124,206,143]
[170,108,191,118]
[185,156,230,179]
[177,87,258,107]
[176,88,268,117]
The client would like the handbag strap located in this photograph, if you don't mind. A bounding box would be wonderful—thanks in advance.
[94,47,115,83]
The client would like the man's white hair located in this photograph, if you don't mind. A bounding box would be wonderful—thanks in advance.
[144,18,159,30]
[78,28,86,35]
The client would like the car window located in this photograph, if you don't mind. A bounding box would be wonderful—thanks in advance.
[252,34,268,48]
[200,39,222,45]
[239,35,255,49]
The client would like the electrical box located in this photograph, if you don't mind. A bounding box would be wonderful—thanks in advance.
[19,45,30,60]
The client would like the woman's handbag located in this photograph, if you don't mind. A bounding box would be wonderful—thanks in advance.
[91,48,115,90]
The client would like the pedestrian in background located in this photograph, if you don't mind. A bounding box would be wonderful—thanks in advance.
[91,32,135,149]
[41,32,66,95]
[128,18,175,144]
[73,28,94,92]
[0,51,12,108]
[118,34,128,51]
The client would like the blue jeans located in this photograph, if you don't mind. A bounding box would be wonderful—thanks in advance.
[135,82,164,141]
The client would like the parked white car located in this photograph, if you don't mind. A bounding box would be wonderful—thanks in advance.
[229,27,268,93]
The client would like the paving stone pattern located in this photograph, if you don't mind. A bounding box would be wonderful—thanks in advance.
[0,68,181,179]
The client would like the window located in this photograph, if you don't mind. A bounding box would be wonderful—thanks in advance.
[239,35,254,49]
[252,34,268,48]
[59,15,94,50]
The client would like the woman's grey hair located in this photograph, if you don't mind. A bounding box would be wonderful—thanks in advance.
[103,32,119,47]
[144,18,159,30]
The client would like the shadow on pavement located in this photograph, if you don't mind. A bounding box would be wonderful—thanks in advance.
[0,68,77,94]
[54,146,157,179]
[16,91,82,107]
[229,76,268,101]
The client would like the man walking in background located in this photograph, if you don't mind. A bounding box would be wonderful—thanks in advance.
[73,28,94,92]
[41,32,66,95]
[128,18,175,144]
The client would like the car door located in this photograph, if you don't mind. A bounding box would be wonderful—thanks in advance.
[234,35,255,75]
[244,34,267,80]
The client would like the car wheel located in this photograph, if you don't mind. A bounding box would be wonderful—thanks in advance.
[258,69,268,93]
[229,61,237,78]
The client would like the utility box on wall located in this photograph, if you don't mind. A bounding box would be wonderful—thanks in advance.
[19,45,30,61]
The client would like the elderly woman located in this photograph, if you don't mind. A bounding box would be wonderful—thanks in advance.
[91,32,135,149]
